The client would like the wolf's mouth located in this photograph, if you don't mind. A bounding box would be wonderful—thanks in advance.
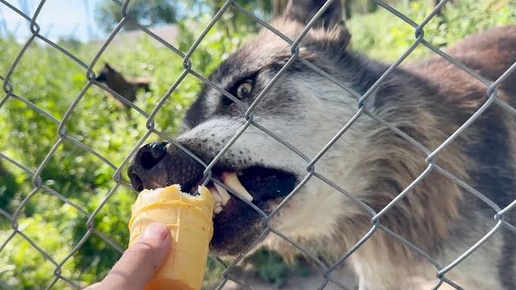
[131,165,296,214]
[128,142,298,255]
[205,166,297,254]
[206,167,296,214]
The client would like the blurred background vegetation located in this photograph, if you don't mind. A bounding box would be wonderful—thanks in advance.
[0,0,514,289]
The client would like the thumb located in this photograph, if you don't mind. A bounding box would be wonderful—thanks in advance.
[99,222,171,290]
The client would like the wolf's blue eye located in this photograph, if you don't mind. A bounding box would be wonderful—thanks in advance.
[236,80,253,99]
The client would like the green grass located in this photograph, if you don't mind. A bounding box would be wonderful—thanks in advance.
[348,0,515,61]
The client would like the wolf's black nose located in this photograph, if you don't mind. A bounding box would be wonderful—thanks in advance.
[128,141,206,193]
[138,141,168,170]
[128,141,169,192]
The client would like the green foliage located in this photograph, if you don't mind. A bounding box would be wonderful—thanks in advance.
[95,0,179,32]
[0,161,20,216]
[95,0,273,35]
[240,248,313,287]
[243,248,289,286]
[0,204,79,289]
[208,0,273,32]
[1,0,514,289]
[0,12,245,289]
[348,0,516,61]
[201,256,227,290]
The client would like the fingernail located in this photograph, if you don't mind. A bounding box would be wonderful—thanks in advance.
[142,223,169,240]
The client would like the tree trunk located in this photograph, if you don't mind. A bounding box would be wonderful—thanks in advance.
[343,0,351,19]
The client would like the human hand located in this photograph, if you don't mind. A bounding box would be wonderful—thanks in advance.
[84,222,171,290]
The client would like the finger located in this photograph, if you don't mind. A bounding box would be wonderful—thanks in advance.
[101,222,171,290]
[83,282,100,289]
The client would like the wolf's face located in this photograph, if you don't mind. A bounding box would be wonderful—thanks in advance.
[128,0,364,255]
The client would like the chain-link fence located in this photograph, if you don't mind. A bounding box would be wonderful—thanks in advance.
[1,0,515,289]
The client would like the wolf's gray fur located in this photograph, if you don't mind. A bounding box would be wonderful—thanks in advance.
[128,1,516,289]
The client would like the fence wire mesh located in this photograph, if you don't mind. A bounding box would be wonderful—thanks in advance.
[1,0,515,289]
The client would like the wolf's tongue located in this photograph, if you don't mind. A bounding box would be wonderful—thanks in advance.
[222,172,254,202]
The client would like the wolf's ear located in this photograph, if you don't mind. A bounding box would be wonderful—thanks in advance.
[283,0,344,30]
[104,62,113,70]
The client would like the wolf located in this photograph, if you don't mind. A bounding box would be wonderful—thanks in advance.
[95,63,151,108]
[127,0,516,289]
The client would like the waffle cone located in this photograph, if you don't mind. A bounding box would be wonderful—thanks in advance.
[128,185,215,290]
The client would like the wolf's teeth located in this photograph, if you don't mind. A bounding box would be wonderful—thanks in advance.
[214,183,231,206]
[214,205,223,214]
[210,187,223,204]
[223,172,253,202]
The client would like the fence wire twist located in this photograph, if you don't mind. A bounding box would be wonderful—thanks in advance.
[1,0,515,289]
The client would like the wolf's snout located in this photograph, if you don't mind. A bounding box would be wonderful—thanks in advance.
[128,141,168,192]
[138,141,168,170]
[128,141,206,193]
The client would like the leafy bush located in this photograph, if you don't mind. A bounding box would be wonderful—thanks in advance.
[348,0,515,61]
[0,18,241,288]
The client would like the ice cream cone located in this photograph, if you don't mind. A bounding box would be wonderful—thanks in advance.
[128,185,215,290]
